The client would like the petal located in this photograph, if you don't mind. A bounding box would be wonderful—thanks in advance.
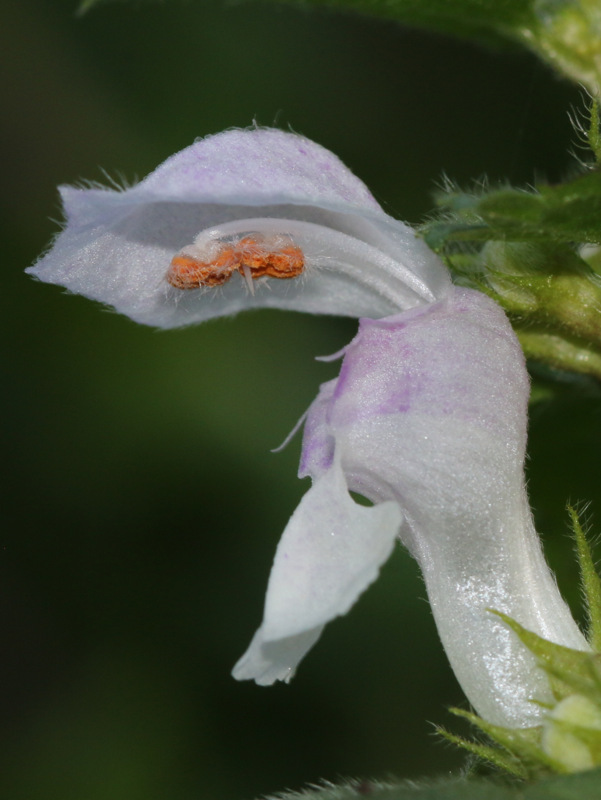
[297,378,337,480]
[232,456,402,684]
[137,127,384,211]
[27,128,450,328]
[231,626,324,685]
[325,287,588,726]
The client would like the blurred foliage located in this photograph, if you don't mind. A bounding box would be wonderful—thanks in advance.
[80,0,536,44]
[2,0,601,798]
[79,0,601,95]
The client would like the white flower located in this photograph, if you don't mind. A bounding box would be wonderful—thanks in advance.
[28,127,588,728]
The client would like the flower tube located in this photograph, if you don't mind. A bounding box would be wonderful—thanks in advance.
[27,127,588,728]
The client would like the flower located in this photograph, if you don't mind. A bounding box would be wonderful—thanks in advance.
[28,127,588,728]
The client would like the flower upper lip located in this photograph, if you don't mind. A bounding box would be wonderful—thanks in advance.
[27,128,451,329]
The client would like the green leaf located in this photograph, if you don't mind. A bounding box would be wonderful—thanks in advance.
[78,0,536,37]
[578,98,601,167]
[285,0,601,93]
[525,767,601,799]
[274,0,533,46]
[428,171,601,246]
[75,0,601,93]
[479,174,601,244]
[266,770,601,800]
[266,776,517,800]
[437,724,530,778]
[493,612,601,705]
[569,506,601,651]
[446,708,564,778]
[422,166,601,380]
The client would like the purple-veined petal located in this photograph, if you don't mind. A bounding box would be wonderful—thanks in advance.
[27,128,450,328]
[298,378,337,479]
[232,456,402,684]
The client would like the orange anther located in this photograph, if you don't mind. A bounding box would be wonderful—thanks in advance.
[167,235,305,290]
[167,248,237,290]
[235,236,305,281]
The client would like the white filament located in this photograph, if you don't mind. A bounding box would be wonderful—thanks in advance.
[191,217,439,309]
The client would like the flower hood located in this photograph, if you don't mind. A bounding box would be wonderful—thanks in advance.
[27,127,588,729]
[28,127,450,327]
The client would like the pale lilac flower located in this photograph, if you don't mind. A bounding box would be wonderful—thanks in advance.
[28,128,588,728]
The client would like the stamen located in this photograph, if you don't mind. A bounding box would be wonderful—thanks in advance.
[166,217,438,310]
[167,229,305,291]
[167,245,238,289]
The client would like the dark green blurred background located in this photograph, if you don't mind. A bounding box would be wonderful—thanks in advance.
[2,1,600,798]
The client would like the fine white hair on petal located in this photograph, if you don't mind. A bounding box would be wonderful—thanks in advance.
[27,128,451,327]
[232,456,402,684]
